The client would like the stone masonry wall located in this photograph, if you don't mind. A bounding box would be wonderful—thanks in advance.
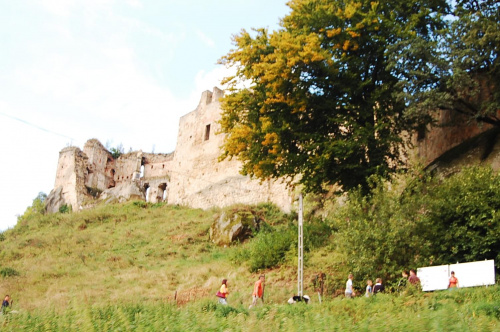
[166,87,293,211]
[48,86,498,215]
[141,152,173,203]
[415,109,498,165]
[49,146,90,212]
[83,139,115,190]
[114,152,142,184]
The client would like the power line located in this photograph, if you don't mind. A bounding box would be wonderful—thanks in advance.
[0,111,76,142]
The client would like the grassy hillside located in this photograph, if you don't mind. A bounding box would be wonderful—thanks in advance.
[1,200,499,331]
[1,202,327,310]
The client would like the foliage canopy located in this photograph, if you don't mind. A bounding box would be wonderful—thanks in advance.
[392,0,500,128]
[331,166,500,287]
[219,0,450,193]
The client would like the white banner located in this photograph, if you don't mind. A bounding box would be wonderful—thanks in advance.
[417,260,495,292]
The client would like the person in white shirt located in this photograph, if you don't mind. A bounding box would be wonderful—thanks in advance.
[345,274,354,298]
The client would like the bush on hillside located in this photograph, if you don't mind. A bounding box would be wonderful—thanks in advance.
[59,204,71,214]
[0,267,20,278]
[329,166,500,292]
[421,166,500,269]
[232,218,332,272]
[17,192,47,223]
[330,174,433,290]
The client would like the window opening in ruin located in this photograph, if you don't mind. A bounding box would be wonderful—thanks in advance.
[151,165,153,169]
[140,165,144,178]
[204,124,211,141]
[162,164,164,169]
[417,125,426,141]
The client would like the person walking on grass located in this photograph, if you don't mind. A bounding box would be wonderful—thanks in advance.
[345,273,354,298]
[408,269,421,286]
[216,279,229,305]
[1,295,12,314]
[365,280,373,297]
[448,271,459,289]
[250,275,265,308]
[373,278,385,294]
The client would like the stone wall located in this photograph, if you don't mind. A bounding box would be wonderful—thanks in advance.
[48,146,90,212]
[114,152,142,184]
[48,86,499,215]
[47,87,293,214]
[166,87,293,211]
[83,139,115,190]
[414,109,498,165]
[141,152,173,203]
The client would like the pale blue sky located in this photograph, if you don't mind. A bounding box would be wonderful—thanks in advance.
[0,0,290,231]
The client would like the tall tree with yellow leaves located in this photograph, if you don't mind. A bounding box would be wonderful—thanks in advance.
[219,0,449,194]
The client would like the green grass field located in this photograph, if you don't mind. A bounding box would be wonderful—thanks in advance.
[1,201,499,331]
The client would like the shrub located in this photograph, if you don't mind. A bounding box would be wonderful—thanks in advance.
[232,217,331,272]
[0,267,20,278]
[59,204,71,214]
[132,201,148,209]
[330,174,433,290]
[329,166,500,291]
[246,227,297,272]
[474,302,500,319]
[215,304,247,318]
[421,166,500,269]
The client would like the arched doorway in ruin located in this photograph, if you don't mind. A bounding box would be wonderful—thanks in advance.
[144,183,150,202]
[157,183,167,202]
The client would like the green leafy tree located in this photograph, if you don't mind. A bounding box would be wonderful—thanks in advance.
[219,0,449,194]
[109,143,124,159]
[330,166,500,290]
[17,192,47,222]
[391,0,500,128]
[331,174,434,287]
[422,167,500,269]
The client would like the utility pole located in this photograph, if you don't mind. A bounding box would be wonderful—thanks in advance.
[298,193,303,297]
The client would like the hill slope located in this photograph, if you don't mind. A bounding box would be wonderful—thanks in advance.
[1,201,499,331]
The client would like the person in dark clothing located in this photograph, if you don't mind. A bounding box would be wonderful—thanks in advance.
[372,278,385,294]
[1,295,12,313]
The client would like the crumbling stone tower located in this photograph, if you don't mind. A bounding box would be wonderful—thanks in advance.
[46,87,293,214]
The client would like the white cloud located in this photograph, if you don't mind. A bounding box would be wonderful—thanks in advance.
[37,0,76,17]
[127,0,143,9]
[37,0,114,17]
[195,29,216,48]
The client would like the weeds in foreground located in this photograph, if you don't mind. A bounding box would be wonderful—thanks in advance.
[1,287,498,331]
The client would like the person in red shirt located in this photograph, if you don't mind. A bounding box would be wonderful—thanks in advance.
[448,271,459,289]
[250,275,265,308]
[408,269,421,286]
[217,279,229,305]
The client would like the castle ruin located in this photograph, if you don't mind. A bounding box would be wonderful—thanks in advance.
[46,87,292,213]
[46,87,500,214]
